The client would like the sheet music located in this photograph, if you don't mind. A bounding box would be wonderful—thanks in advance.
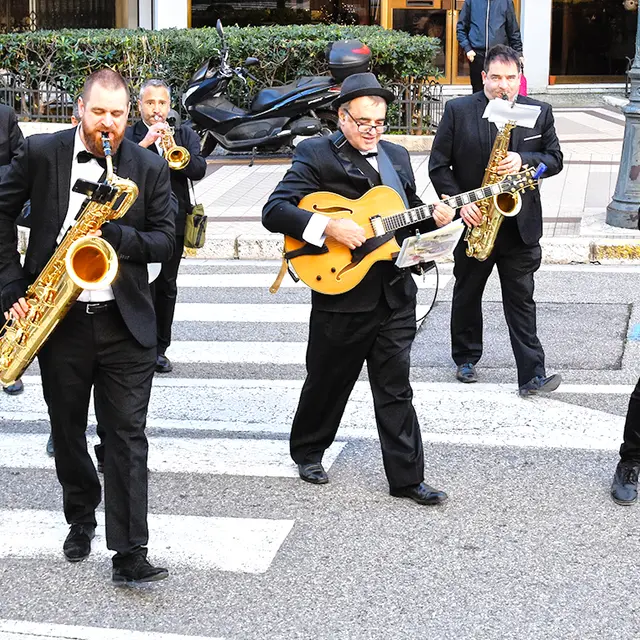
[394,220,465,269]
[482,98,541,129]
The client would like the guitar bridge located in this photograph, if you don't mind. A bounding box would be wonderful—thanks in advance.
[370,215,385,237]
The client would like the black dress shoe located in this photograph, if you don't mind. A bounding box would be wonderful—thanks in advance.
[390,482,448,505]
[519,373,562,397]
[112,548,169,583]
[155,354,173,373]
[297,462,329,484]
[611,460,640,505]
[46,434,55,457]
[3,378,24,395]
[63,523,96,562]
[456,363,477,383]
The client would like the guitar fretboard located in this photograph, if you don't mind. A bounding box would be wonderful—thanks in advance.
[382,183,504,233]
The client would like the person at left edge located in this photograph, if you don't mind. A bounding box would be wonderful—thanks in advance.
[0,104,26,397]
[126,79,207,374]
[0,69,176,583]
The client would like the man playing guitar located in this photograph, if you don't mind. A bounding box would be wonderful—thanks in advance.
[262,73,454,505]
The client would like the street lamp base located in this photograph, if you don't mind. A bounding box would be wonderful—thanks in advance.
[606,200,639,229]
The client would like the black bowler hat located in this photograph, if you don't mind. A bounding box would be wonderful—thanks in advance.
[332,72,395,108]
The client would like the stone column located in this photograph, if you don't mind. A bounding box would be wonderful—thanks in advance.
[606,4,640,229]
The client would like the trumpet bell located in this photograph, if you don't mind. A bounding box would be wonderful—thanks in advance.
[65,236,119,291]
[166,146,190,170]
[493,192,521,218]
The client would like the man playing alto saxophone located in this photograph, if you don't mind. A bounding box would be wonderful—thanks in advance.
[429,45,563,396]
[126,79,207,374]
[0,69,176,582]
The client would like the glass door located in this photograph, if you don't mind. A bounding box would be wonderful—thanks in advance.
[385,0,520,85]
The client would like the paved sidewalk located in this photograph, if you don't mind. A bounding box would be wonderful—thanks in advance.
[193,105,640,262]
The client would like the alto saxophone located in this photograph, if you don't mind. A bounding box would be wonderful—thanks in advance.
[465,102,522,261]
[0,132,139,385]
[157,115,190,170]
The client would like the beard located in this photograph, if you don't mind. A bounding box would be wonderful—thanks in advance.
[80,121,125,157]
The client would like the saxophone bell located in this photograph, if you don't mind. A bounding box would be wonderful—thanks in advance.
[65,235,119,291]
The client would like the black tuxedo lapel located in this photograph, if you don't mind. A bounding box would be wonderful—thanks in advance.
[55,127,76,229]
[475,93,492,161]
[329,131,381,193]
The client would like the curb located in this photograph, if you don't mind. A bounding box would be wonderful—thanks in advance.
[192,233,640,263]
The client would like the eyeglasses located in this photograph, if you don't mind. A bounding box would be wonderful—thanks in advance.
[344,109,389,134]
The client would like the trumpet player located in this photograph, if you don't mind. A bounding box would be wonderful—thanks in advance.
[0,69,175,582]
[126,79,207,374]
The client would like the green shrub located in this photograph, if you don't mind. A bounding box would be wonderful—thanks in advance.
[0,25,441,102]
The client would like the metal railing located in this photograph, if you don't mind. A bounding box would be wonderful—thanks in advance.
[0,70,443,135]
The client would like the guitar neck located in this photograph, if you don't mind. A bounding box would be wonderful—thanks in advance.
[381,183,505,233]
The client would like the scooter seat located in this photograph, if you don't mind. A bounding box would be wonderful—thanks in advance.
[250,76,334,113]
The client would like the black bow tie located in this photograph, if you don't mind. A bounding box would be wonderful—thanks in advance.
[77,150,106,169]
[363,152,378,158]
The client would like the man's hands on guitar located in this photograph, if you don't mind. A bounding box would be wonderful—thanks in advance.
[325,218,366,250]
[432,202,455,227]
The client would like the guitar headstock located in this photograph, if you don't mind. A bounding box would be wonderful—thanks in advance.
[500,163,547,194]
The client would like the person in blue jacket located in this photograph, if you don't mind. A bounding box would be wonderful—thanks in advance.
[457,0,524,93]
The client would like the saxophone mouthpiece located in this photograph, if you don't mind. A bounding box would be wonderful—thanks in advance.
[533,163,547,179]
[101,132,112,157]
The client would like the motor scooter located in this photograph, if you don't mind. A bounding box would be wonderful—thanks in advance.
[182,19,371,156]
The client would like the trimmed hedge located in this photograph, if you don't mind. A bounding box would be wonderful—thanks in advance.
[0,25,441,102]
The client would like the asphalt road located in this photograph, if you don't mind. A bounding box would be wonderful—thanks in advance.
[1,261,639,640]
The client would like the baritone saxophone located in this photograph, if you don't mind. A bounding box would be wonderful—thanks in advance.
[0,132,139,385]
[465,99,522,261]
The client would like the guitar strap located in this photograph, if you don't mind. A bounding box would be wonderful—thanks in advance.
[376,146,410,209]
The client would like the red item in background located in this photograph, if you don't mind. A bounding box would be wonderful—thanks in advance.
[519,73,528,96]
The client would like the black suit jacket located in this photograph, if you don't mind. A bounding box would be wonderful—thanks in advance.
[0,104,24,176]
[125,120,207,235]
[429,92,563,246]
[0,127,176,348]
[263,133,437,312]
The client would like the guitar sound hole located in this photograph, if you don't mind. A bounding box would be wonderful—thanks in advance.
[313,205,354,215]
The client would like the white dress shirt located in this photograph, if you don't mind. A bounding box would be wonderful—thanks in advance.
[56,127,114,302]
[302,147,378,248]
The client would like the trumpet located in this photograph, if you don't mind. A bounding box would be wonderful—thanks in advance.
[156,115,190,170]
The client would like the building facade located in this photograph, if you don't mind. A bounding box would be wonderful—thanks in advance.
[1,0,635,92]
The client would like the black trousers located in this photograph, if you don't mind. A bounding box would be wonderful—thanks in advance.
[290,297,424,490]
[38,302,156,554]
[451,224,546,386]
[153,234,184,355]
[469,51,486,94]
[620,377,640,462]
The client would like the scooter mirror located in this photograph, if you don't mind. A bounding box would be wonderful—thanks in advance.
[216,19,224,39]
[243,57,259,68]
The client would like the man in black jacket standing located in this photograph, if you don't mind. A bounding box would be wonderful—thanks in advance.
[429,45,563,396]
[263,73,454,505]
[126,79,207,373]
[0,69,175,582]
[457,0,523,93]
[0,104,25,396]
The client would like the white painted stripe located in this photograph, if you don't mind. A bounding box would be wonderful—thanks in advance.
[167,341,306,364]
[173,303,431,323]
[0,381,624,452]
[0,510,293,574]
[177,273,450,289]
[0,434,345,478]
[11,375,639,395]
[538,264,640,273]
[0,619,222,640]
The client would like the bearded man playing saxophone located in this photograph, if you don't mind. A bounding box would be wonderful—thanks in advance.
[0,69,175,582]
